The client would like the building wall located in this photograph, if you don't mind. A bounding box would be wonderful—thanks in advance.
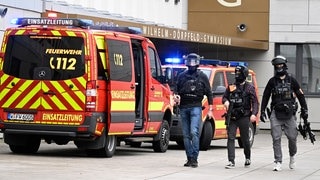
[188,0,269,41]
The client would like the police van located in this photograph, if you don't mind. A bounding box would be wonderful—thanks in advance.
[163,59,260,150]
[0,17,172,157]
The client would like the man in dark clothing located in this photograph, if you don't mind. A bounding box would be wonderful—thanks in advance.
[174,53,213,168]
[260,55,308,171]
[222,65,259,169]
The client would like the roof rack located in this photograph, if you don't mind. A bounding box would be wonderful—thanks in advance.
[89,25,142,34]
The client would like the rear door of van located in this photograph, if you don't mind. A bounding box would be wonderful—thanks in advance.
[0,29,87,125]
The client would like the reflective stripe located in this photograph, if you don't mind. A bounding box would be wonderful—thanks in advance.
[111,101,135,111]
[148,102,164,111]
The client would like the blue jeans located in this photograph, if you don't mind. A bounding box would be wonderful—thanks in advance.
[180,106,202,160]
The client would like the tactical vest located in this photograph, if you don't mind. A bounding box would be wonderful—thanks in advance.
[229,83,251,118]
[272,77,295,106]
[272,76,297,119]
[229,84,250,109]
[179,70,204,98]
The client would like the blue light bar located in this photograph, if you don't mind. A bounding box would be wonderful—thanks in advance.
[11,18,93,27]
[163,57,249,67]
[165,58,182,64]
[229,61,248,67]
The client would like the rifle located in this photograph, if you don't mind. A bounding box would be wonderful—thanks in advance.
[222,102,234,129]
[298,114,316,145]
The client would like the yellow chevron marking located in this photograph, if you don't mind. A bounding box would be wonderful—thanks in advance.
[41,83,66,110]
[41,98,53,110]
[15,30,26,35]
[3,89,22,107]
[0,72,8,82]
[17,82,41,108]
[0,89,10,103]
[30,98,41,109]
[111,101,135,111]
[61,92,82,110]
[51,30,61,36]
[66,31,76,36]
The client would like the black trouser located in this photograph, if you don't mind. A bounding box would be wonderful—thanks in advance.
[227,116,251,163]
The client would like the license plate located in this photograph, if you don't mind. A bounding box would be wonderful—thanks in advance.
[8,113,34,121]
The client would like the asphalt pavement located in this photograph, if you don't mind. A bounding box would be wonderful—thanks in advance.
[0,130,319,180]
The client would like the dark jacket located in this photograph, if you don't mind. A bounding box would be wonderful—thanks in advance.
[260,74,308,112]
[175,69,213,108]
[222,82,259,116]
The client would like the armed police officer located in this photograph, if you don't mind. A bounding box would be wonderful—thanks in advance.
[222,65,259,169]
[260,55,308,171]
[173,53,213,168]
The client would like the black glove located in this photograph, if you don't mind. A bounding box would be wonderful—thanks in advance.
[301,108,308,121]
[260,111,266,123]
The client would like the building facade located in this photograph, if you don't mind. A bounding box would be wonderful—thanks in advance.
[0,0,319,129]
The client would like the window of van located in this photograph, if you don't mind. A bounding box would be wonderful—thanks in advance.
[107,39,132,82]
[3,35,85,80]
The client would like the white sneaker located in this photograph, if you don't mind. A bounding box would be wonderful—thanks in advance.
[273,162,282,171]
[289,156,296,169]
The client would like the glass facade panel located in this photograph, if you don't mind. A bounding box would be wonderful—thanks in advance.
[303,44,320,93]
[276,43,320,95]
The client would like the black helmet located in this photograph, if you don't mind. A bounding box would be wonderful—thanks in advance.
[183,53,201,67]
[272,55,287,65]
[235,65,248,83]
[272,55,288,76]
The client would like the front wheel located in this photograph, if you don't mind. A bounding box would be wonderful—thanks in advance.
[153,120,170,152]
[237,123,255,148]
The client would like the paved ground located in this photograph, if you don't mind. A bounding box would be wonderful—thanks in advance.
[0,130,319,180]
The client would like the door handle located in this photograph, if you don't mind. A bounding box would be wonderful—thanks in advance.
[43,90,56,95]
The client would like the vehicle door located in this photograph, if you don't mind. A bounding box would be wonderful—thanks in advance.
[0,31,87,124]
[105,36,136,134]
[211,69,228,138]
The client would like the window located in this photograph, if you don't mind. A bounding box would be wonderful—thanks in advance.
[276,43,320,95]
[107,39,132,82]
[212,71,225,91]
[148,47,162,81]
[3,35,85,80]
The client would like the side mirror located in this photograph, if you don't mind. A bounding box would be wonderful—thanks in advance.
[165,67,173,81]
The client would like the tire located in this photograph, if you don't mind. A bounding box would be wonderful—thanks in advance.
[86,135,117,158]
[200,121,213,151]
[9,137,41,154]
[237,123,255,148]
[153,120,170,152]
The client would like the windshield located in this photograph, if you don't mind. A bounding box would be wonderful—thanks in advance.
[3,35,85,80]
